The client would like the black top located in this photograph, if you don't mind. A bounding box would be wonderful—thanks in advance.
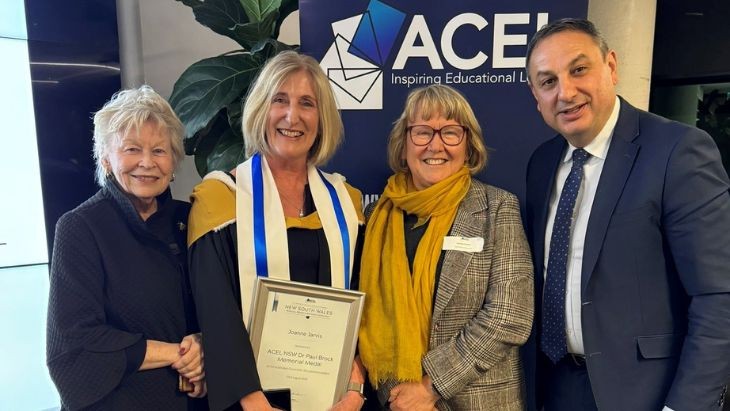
[403,212,444,307]
[46,181,206,411]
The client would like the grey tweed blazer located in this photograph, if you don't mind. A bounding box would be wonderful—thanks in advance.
[366,178,534,410]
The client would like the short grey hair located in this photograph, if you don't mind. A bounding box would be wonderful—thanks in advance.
[525,18,610,82]
[92,85,185,186]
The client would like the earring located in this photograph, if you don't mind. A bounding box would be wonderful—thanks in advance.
[171,173,176,182]
[102,159,112,177]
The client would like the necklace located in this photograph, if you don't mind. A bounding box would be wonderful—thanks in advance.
[271,166,308,218]
[278,190,306,217]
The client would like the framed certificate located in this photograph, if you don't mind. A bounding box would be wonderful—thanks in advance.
[248,277,365,411]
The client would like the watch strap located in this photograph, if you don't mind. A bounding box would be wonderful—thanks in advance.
[347,381,365,399]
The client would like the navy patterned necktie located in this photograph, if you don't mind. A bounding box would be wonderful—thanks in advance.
[541,148,591,363]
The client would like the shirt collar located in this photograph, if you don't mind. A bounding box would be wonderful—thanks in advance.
[562,96,621,163]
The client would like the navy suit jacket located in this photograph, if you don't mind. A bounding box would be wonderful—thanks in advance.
[525,98,730,410]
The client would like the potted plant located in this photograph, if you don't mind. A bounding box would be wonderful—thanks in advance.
[170,0,298,176]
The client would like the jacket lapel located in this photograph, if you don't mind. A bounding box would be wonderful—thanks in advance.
[581,99,640,293]
[531,137,566,286]
[431,181,486,323]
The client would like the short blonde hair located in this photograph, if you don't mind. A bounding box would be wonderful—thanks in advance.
[387,84,488,174]
[242,51,344,166]
[92,85,184,186]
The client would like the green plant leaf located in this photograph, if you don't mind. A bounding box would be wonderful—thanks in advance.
[187,109,246,176]
[190,110,229,175]
[187,0,252,46]
[226,98,244,138]
[183,128,202,155]
[170,52,263,139]
[274,0,298,39]
[240,0,281,23]
[175,0,202,8]
[206,127,247,173]
[250,37,297,56]
[231,10,279,48]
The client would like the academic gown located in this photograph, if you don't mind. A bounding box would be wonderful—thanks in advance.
[188,177,363,411]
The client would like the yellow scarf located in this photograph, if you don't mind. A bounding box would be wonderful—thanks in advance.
[358,167,471,386]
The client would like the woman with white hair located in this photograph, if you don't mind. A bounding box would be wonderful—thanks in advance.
[47,85,207,410]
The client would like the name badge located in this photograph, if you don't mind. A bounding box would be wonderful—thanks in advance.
[442,236,484,252]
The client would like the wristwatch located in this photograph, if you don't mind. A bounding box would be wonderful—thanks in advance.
[347,381,366,400]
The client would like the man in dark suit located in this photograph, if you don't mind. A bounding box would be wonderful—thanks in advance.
[524,18,730,410]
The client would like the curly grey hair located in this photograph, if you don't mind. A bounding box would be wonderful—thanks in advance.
[92,85,184,186]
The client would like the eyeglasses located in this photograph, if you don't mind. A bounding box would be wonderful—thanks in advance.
[407,125,467,146]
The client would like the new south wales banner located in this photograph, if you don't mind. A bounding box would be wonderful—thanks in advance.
[300,0,588,205]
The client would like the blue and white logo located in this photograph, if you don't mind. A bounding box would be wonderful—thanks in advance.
[320,0,406,110]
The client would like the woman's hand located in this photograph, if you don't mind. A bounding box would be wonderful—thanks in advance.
[139,340,180,370]
[239,390,275,411]
[188,379,207,398]
[172,333,205,382]
[328,391,365,411]
[350,357,366,387]
[388,375,439,411]
[327,357,366,410]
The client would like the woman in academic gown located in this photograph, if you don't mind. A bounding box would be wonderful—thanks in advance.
[187,51,366,411]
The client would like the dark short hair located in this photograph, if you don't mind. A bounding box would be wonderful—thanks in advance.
[525,18,610,79]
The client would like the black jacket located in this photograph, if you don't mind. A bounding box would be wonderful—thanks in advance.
[47,181,205,410]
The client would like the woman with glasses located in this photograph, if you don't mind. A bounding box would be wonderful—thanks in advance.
[357,84,534,410]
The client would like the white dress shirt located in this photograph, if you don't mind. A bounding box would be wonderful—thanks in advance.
[543,97,620,355]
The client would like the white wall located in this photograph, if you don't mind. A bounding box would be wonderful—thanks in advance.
[0,2,48,266]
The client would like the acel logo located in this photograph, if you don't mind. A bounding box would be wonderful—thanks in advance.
[320,0,406,110]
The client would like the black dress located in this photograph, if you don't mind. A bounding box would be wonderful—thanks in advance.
[46,181,207,411]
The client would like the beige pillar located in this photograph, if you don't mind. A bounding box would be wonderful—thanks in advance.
[589,0,657,110]
[116,0,145,88]
[650,85,700,126]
